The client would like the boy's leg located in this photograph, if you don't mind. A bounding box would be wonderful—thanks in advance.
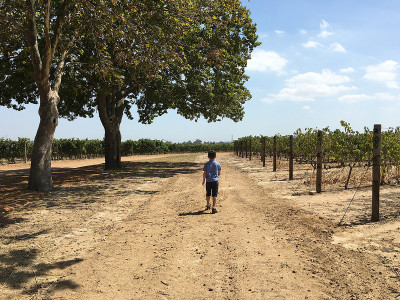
[211,181,218,213]
[205,182,212,210]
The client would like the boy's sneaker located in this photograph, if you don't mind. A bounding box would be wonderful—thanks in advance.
[206,204,211,210]
[212,208,218,214]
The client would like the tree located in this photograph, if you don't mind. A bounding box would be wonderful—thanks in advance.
[59,0,260,169]
[1,0,259,186]
[59,0,194,169]
[0,0,119,190]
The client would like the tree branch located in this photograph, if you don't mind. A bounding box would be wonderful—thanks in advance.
[50,0,71,59]
[52,49,68,95]
[44,0,51,49]
[42,0,52,77]
[25,0,42,84]
[97,93,111,131]
[115,97,125,124]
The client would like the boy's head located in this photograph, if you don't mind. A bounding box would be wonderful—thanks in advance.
[208,150,216,159]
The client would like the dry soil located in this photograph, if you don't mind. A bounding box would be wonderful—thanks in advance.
[0,153,399,299]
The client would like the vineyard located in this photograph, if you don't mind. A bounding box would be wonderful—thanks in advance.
[234,121,400,186]
[0,138,233,164]
[234,121,400,222]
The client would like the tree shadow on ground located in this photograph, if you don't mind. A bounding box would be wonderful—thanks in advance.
[0,247,82,295]
[49,161,200,185]
[0,160,200,217]
[0,159,200,295]
[0,215,26,229]
[1,229,48,244]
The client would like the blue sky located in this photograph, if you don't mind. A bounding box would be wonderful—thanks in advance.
[1,0,400,142]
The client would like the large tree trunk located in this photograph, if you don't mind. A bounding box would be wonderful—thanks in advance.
[24,0,67,191]
[104,124,122,169]
[28,90,59,191]
[98,93,124,170]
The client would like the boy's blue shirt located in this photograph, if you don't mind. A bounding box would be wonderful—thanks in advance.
[203,159,221,182]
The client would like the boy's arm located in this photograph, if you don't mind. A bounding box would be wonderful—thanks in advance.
[202,171,206,185]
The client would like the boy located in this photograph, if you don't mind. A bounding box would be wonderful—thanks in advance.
[202,150,221,214]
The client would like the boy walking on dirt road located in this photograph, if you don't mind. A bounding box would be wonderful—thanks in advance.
[202,150,221,214]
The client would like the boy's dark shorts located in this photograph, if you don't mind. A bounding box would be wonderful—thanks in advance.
[206,181,219,197]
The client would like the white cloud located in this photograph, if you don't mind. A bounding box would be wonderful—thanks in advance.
[320,20,329,30]
[303,105,312,110]
[330,42,346,53]
[260,98,275,104]
[338,94,373,103]
[373,92,398,101]
[364,60,399,88]
[318,30,334,38]
[318,19,333,38]
[265,69,355,102]
[275,30,285,36]
[338,92,399,103]
[303,41,322,49]
[300,29,307,35]
[340,67,355,73]
[247,49,288,73]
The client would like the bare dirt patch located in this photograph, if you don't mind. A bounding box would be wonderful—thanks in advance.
[0,153,399,299]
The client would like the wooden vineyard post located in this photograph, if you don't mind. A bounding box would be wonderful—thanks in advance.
[273,135,277,172]
[249,138,252,161]
[260,136,264,162]
[24,140,28,164]
[262,137,266,167]
[372,124,381,222]
[316,130,323,193]
[289,135,293,180]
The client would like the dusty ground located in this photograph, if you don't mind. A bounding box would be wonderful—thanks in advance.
[0,153,399,299]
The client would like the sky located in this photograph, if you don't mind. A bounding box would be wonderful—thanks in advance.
[1,0,400,142]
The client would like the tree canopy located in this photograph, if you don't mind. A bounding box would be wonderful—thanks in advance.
[57,0,259,124]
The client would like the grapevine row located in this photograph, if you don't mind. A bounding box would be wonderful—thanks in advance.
[234,121,400,185]
[0,138,233,164]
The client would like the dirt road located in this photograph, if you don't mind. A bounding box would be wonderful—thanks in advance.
[0,153,398,299]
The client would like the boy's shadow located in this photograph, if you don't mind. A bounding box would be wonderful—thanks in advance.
[178,210,210,216]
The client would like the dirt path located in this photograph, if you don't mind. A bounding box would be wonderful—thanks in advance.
[0,154,399,299]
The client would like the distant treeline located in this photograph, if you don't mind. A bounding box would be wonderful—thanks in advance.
[0,138,233,163]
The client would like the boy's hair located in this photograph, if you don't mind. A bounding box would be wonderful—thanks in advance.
[208,150,216,159]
